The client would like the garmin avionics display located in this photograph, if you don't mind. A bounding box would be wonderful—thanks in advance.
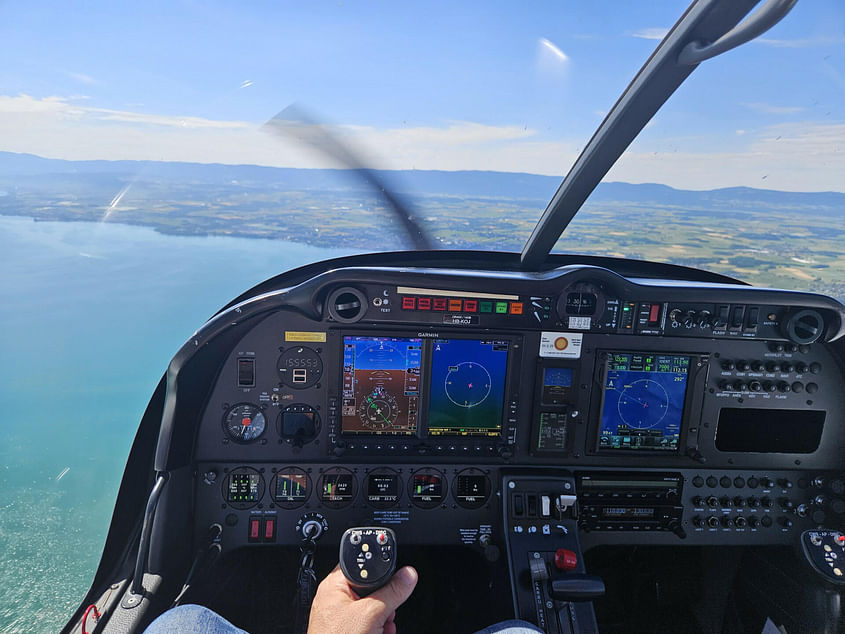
[598,352,690,451]
[342,336,422,434]
[428,339,509,436]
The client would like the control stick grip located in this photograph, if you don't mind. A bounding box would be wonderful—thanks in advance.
[339,527,397,596]
[550,574,606,602]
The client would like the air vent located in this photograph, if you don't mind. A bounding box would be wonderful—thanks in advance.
[327,287,367,323]
[785,309,824,344]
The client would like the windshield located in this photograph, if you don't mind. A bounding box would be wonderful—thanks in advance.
[1,1,843,631]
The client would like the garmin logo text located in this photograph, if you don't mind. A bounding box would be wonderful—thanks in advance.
[417,332,440,338]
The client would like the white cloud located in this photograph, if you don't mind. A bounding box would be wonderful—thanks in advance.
[608,122,845,192]
[631,27,669,41]
[67,72,97,85]
[741,102,806,115]
[757,35,845,48]
[0,94,842,192]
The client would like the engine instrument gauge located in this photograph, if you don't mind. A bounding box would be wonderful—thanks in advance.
[223,467,264,509]
[271,467,310,509]
[365,468,402,509]
[409,468,445,509]
[318,467,357,509]
[223,403,266,443]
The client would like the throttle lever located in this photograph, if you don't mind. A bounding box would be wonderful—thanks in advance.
[550,574,606,602]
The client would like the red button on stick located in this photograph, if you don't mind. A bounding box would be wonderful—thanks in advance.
[554,548,578,571]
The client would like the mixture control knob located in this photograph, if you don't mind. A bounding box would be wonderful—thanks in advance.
[554,548,578,572]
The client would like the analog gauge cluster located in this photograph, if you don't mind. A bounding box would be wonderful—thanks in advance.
[220,467,491,512]
[223,402,321,444]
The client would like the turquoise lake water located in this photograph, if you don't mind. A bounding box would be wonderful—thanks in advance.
[0,216,351,632]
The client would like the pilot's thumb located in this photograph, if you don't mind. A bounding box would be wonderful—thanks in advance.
[369,566,418,613]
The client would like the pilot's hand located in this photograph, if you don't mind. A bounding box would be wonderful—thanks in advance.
[307,564,418,634]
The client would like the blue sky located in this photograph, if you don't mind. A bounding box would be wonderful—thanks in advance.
[0,1,843,191]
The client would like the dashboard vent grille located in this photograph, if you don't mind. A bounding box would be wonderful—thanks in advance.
[786,309,824,344]
[328,287,367,323]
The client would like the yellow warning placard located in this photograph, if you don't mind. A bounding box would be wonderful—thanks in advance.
[285,331,327,342]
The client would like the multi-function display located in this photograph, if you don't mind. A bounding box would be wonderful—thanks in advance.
[342,336,423,435]
[428,339,509,437]
[598,352,690,452]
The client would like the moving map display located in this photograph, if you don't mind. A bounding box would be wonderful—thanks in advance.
[598,352,690,451]
[428,338,509,436]
[341,336,423,435]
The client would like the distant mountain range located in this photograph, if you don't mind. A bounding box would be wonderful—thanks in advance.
[2,150,844,210]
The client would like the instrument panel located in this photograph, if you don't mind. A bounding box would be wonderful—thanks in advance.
[189,264,845,555]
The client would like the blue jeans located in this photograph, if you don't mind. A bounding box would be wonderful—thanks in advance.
[145,605,544,634]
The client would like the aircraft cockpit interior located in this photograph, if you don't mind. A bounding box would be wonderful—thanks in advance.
[34,0,845,633]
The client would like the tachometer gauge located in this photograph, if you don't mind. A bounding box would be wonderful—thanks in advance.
[358,387,399,429]
[223,403,266,443]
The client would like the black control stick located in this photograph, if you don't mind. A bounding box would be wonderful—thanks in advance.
[339,527,397,596]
